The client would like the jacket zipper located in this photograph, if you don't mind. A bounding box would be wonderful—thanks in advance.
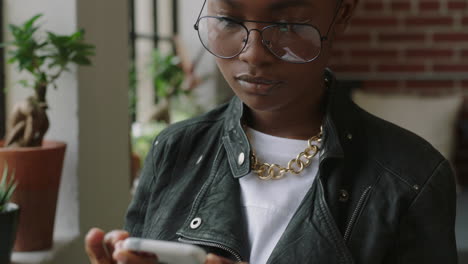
[178,237,243,262]
[343,186,372,242]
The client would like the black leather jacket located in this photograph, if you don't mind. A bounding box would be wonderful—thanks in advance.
[125,71,458,263]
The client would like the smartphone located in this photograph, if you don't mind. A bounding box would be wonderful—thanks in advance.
[122,237,207,264]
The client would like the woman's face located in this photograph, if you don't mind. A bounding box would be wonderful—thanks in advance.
[206,0,342,113]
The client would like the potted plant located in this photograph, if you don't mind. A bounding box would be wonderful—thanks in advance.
[0,14,94,251]
[150,48,187,124]
[149,36,206,124]
[0,164,19,263]
[130,47,204,184]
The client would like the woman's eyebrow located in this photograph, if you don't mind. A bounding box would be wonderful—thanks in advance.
[214,0,241,8]
[268,0,313,11]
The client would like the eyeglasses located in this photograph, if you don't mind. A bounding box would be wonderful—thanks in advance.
[193,0,342,64]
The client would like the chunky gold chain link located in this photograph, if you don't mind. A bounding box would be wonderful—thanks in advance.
[249,127,322,180]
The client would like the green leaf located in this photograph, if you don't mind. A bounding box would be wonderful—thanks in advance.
[18,79,31,88]
[72,55,91,65]
[0,164,8,188]
[2,14,95,95]
[7,57,17,64]
[4,182,17,204]
[23,14,43,30]
[0,163,17,209]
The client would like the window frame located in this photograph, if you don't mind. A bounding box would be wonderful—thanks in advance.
[128,0,179,122]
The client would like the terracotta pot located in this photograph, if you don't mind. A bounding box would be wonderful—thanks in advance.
[0,203,20,263]
[130,152,141,184]
[0,141,66,251]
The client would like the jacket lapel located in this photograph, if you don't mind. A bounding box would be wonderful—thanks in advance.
[176,146,250,261]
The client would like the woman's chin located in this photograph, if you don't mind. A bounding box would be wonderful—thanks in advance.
[238,95,283,113]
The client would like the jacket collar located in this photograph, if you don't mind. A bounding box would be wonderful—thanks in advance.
[222,68,357,178]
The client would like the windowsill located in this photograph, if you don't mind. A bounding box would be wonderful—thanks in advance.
[11,232,79,264]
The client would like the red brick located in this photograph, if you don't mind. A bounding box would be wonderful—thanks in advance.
[462,50,468,57]
[434,33,468,42]
[405,17,453,27]
[433,64,468,72]
[335,33,371,43]
[351,17,399,27]
[462,80,468,88]
[463,17,468,26]
[331,64,371,72]
[350,49,398,57]
[378,33,426,42]
[392,2,411,10]
[405,80,455,89]
[419,1,440,11]
[377,64,426,72]
[332,49,345,58]
[363,2,384,11]
[448,1,468,10]
[405,49,454,57]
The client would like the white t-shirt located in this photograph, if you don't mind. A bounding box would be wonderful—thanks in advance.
[239,127,321,264]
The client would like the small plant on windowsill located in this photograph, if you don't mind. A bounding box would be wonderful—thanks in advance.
[0,13,95,251]
[150,49,187,124]
[0,164,19,263]
[1,14,95,147]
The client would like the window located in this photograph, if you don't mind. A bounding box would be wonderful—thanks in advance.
[128,0,180,184]
[128,0,179,123]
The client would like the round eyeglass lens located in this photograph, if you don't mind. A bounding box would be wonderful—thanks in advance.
[197,17,247,58]
[262,24,322,63]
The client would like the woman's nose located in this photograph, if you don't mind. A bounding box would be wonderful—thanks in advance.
[238,29,276,66]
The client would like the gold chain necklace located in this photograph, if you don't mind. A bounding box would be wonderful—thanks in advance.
[247,126,322,180]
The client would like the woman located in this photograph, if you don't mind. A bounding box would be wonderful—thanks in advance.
[86,0,458,263]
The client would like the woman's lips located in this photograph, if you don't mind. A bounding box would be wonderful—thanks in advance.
[235,75,283,95]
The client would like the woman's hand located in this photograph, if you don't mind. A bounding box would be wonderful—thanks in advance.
[85,228,247,264]
[85,228,157,264]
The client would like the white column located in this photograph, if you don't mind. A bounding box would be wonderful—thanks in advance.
[65,0,131,262]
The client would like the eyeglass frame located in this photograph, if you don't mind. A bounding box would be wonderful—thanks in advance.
[193,0,343,64]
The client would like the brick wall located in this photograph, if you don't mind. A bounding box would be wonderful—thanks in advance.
[329,0,468,186]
